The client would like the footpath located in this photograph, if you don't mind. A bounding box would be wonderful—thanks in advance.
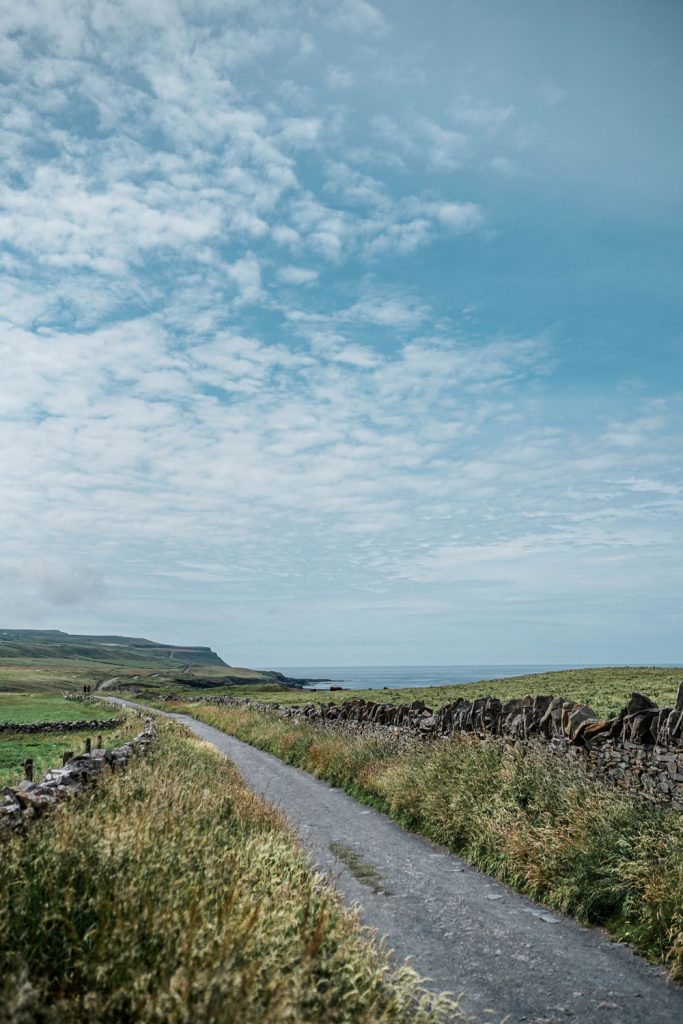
[106,696,683,1024]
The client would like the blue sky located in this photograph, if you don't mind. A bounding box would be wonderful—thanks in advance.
[1,0,681,666]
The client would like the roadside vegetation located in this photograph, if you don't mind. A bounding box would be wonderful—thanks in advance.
[0,721,459,1024]
[180,702,683,981]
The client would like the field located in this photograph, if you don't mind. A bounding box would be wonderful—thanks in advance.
[178,701,683,981]
[198,665,683,719]
[0,690,141,786]
[0,694,121,724]
[0,658,297,697]
[0,721,457,1024]
[0,716,142,788]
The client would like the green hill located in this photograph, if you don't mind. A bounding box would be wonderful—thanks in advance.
[0,629,226,668]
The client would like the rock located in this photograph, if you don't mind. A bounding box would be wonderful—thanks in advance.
[627,692,657,715]
[673,681,683,712]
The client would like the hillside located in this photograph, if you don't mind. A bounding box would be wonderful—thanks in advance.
[0,629,226,667]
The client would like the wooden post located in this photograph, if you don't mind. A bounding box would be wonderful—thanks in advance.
[23,759,33,782]
[84,737,91,754]
[62,751,73,766]
[97,734,103,749]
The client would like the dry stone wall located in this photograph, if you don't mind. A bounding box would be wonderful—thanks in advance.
[0,718,123,734]
[193,683,683,810]
[0,718,155,839]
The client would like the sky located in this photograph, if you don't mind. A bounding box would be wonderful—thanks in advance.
[1,0,682,667]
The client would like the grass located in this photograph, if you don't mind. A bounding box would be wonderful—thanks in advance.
[0,659,133,695]
[0,694,121,724]
[0,718,141,787]
[180,702,683,981]
[0,722,459,1024]
[0,658,294,697]
[329,842,391,895]
[207,665,683,718]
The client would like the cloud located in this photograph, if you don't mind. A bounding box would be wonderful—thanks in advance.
[325,66,354,90]
[227,254,263,305]
[325,0,387,35]
[277,265,320,286]
[430,201,484,232]
[278,117,323,148]
[451,97,515,128]
[1,0,681,662]
[417,119,469,171]
[40,563,105,606]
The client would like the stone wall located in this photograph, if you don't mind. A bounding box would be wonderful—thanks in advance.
[0,718,156,839]
[0,718,123,735]
[193,683,683,810]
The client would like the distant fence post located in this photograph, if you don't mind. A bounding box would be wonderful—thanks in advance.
[84,738,91,754]
[62,751,74,766]
[23,759,33,782]
[97,734,102,749]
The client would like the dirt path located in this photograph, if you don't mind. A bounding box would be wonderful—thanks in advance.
[97,677,120,690]
[106,697,683,1023]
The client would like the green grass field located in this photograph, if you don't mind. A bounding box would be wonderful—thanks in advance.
[0,694,121,724]
[210,665,683,718]
[0,720,140,787]
[0,726,138,787]
[0,721,458,1024]
[0,658,295,697]
[0,693,139,786]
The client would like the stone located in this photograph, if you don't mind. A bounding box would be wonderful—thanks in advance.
[627,691,657,715]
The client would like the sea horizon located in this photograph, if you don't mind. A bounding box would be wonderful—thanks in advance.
[262,663,625,691]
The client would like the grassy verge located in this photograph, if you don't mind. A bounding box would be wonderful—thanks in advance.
[0,721,459,1024]
[181,703,683,981]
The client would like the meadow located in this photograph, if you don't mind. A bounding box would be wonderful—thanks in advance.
[0,722,458,1024]
[179,701,683,981]
[219,665,683,719]
[0,694,121,723]
[0,721,140,787]
[0,691,139,786]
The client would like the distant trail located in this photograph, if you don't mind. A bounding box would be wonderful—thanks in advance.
[97,677,120,690]
[105,696,683,1024]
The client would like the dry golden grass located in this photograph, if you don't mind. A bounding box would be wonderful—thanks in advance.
[186,704,683,981]
[0,721,460,1024]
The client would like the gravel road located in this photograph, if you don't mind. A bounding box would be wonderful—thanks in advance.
[106,696,683,1024]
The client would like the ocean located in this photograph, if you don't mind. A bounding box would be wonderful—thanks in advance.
[269,664,595,691]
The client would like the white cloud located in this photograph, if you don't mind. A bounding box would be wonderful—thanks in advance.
[325,0,387,35]
[277,265,320,285]
[325,66,354,90]
[278,117,323,148]
[227,254,263,305]
[451,97,515,128]
[430,201,484,232]
[417,119,469,171]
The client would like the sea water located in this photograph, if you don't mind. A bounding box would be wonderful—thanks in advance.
[268,664,596,691]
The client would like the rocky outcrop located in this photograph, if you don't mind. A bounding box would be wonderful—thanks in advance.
[0,718,123,734]
[192,683,683,809]
[0,718,155,839]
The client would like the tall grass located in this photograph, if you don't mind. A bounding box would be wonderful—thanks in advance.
[187,705,683,980]
[0,722,459,1024]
